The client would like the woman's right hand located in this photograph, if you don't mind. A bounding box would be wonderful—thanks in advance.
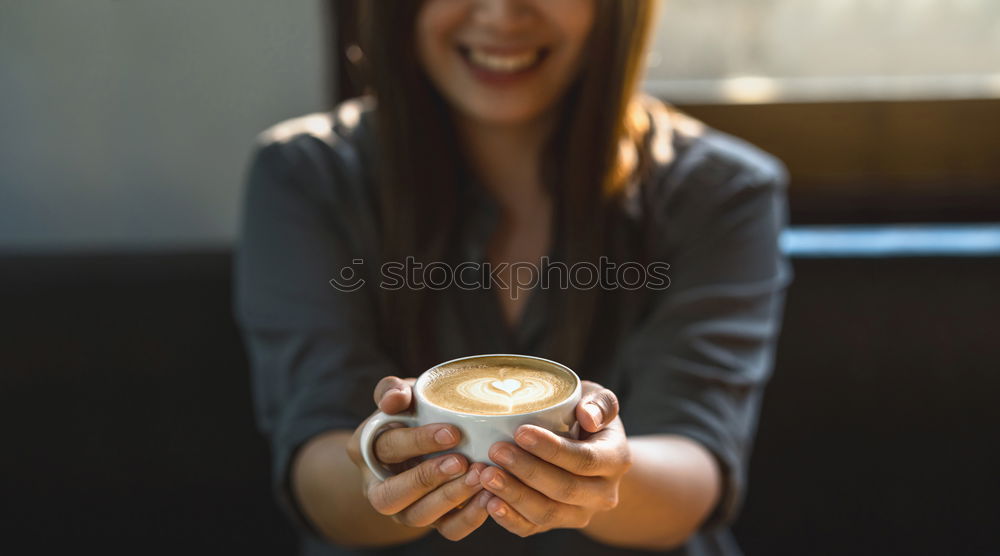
[347,376,494,541]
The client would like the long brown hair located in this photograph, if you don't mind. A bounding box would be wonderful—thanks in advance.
[358,0,660,375]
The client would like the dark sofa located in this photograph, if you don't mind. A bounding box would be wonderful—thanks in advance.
[3,250,998,555]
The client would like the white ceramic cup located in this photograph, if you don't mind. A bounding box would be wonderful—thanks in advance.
[359,354,582,481]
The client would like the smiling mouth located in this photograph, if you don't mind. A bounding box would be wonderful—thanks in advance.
[457,45,549,74]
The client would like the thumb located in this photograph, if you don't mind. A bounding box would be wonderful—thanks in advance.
[576,381,620,433]
[373,376,417,414]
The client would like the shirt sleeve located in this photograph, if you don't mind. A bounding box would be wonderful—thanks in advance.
[614,145,793,530]
[232,134,397,536]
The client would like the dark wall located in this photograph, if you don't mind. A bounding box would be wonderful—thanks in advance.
[1,253,294,554]
[733,257,1000,555]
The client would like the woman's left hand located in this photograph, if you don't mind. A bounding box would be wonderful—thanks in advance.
[479,380,632,536]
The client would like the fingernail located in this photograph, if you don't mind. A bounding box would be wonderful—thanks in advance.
[585,402,603,425]
[493,503,507,517]
[516,430,537,448]
[440,456,461,475]
[434,427,456,446]
[487,471,504,489]
[382,388,402,402]
[492,447,513,466]
[464,467,481,486]
[477,491,492,508]
[478,490,493,508]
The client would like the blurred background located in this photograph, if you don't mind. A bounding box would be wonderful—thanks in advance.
[2,1,998,554]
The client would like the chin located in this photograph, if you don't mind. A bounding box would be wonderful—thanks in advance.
[460,99,549,127]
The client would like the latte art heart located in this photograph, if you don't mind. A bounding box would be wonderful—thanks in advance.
[490,379,521,395]
[457,377,554,411]
[423,363,576,415]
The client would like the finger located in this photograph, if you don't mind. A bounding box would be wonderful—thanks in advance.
[488,442,608,507]
[436,489,493,541]
[367,454,468,516]
[480,466,588,531]
[373,376,417,413]
[576,381,620,433]
[513,423,627,477]
[486,495,539,538]
[395,463,487,528]
[375,422,461,464]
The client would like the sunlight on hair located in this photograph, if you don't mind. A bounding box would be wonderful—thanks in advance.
[256,113,334,145]
[336,99,362,129]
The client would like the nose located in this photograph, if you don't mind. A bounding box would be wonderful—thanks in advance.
[471,0,535,33]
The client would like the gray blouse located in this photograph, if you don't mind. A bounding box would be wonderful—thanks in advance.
[233,94,792,556]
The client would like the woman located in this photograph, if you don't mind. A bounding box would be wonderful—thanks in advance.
[234,0,792,554]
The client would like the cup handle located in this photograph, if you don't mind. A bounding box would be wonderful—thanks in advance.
[359,411,418,481]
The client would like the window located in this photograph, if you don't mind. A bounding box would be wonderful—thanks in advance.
[646,0,1000,104]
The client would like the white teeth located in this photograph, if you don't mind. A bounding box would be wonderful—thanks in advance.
[467,48,541,73]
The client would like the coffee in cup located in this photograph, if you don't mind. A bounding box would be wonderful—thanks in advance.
[359,354,581,481]
[421,358,577,415]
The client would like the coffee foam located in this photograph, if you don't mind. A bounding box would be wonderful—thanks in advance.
[423,362,576,415]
